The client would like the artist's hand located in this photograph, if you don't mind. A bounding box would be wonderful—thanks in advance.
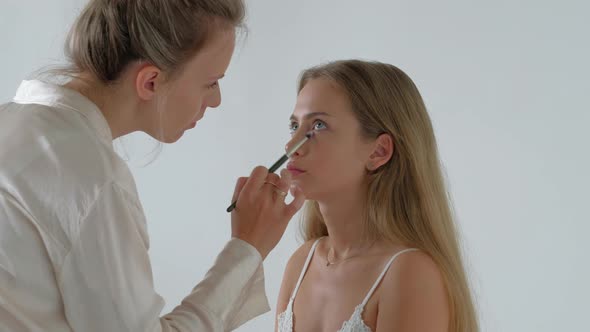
[230,166,306,259]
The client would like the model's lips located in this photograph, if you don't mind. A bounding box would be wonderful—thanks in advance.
[287,163,306,175]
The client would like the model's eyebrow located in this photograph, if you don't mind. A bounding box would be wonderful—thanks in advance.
[289,112,332,121]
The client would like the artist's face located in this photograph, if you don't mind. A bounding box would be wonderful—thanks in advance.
[286,78,376,200]
[143,28,235,143]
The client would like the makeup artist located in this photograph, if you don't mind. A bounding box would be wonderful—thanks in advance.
[0,1,305,331]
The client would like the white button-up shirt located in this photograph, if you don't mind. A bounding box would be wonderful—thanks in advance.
[0,80,269,331]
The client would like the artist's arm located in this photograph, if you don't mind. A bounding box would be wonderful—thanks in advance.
[59,182,269,332]
[376,250,450,332]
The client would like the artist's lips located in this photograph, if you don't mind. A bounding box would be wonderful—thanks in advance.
[287,163,305,175]
[187,112,204,129]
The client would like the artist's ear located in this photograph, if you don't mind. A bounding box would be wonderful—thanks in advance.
[366,133,394,171]
[135,64,161,101]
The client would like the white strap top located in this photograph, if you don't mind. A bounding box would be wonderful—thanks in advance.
[277,238,418,332]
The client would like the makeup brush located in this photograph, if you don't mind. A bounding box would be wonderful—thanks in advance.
[226,131,313,212]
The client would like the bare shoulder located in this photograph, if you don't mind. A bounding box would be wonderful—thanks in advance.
[283,238,320,279]
[377,249,450,331]
[385,249,446,288]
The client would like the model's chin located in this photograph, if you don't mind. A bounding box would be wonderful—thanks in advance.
[291,178,313,197]
[292,180,335,202]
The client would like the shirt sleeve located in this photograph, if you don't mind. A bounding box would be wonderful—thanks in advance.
[57,182,270,332]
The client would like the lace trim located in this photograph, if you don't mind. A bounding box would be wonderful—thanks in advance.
[277,305,294,332]
[337,304,373,332]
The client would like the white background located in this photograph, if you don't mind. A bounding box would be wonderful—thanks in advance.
[1,1,588,330]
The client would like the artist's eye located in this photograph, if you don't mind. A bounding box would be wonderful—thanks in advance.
[289,121,299,133]
[312,120,327,131]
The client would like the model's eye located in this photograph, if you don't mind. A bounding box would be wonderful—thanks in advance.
[312,120,327,131]
[289,121,299,134]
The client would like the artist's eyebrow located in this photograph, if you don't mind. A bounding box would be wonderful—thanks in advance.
[289,112,332,121]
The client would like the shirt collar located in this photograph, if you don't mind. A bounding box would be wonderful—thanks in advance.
[13,80,113,145]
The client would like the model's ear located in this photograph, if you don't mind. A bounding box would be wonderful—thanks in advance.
[366,133,394,171]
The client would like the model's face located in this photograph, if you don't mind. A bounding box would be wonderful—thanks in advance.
[286,78,376,200]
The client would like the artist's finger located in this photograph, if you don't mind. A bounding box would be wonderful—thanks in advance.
[240,166,269,200]
[231,177,248,203]
[277,168,292,194]
[284,185,306,217]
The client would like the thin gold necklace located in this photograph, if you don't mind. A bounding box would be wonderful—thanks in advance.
[325,242,375,267]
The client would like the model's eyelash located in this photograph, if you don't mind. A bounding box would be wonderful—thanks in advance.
[289,119,328,133]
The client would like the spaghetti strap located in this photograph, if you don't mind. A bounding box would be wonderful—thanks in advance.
[360,248,419,307]
[289,238,322,301]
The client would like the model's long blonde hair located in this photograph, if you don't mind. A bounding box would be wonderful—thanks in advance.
[299,60,478,332]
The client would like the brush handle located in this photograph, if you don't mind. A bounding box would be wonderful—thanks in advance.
[226,154,288,212]
[268,154,288,173]
[226,201,237,213]
[226,134,310,213]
